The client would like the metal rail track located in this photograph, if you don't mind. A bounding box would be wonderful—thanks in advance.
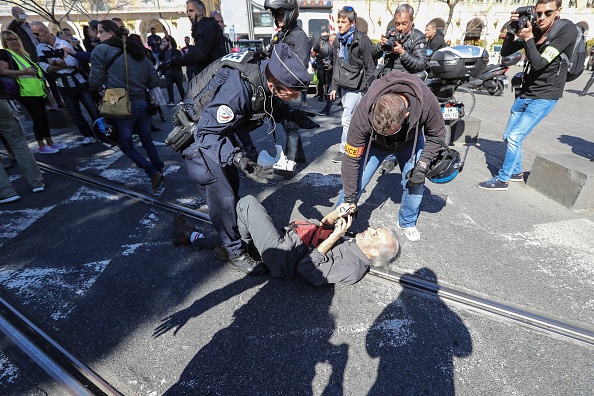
[1,158,593,394]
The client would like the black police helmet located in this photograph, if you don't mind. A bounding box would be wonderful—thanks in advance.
[424,137,463,184]
[264,0,299,28]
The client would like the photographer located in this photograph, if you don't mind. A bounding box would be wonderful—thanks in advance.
[478,0,578,191]
[372,4,428,78]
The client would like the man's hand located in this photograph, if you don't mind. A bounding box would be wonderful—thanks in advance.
[406,161,429,188]
[392,41,405,56]
[233,152,274,183]
[289,110,320,129]
[517,21,534,41]
[329,90,337,101]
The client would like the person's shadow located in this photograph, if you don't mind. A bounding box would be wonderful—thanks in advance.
[366,268,472,395]
[557,135,594,160]
[158,278,348,395]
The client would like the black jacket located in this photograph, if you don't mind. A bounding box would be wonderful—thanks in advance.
[372,27,428,77]
[331,30,376,92]
[501,18,577,100]
[341,71,447,202]
[270,25,311,67]
[427,30,447,52]
[158,47,183,72]
[172,17,227,73]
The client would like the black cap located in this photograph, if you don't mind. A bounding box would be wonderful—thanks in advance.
[269,43,309,91]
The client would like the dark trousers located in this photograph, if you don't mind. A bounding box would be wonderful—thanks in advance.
[58,83,100,137]
[165,70,186,103]
[281,97,305,162]
[18,96,51,142]
[184,149,243,257]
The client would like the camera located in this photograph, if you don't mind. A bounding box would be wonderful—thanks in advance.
[323,56,332,70]
[507,6,537,34]
[382,28,405,53]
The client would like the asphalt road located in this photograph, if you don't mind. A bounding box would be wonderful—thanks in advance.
[0,69,593,395]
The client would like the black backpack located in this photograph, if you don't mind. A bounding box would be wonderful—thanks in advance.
[544,19,587,82]
[166,51,265,152]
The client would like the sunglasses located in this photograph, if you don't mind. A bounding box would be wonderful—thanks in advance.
[32,32,41,36]
[536,9,557,18]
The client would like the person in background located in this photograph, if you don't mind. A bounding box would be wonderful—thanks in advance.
[0,78,45,203]
[8,7,38,62]
[89,20,165,191]
[180,36,198,82]
[147,27,162,67]
[0,31,66,154]
[425,21,447,52]
[210,11,232,54]
[158,36,185,105]
[31,21,99,145]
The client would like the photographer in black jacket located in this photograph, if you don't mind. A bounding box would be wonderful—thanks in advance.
[478,0,577,191]
[372,4,428,78]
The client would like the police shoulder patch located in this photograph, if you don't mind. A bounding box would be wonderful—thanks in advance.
[216,105,234,124]
[345,142,365,158]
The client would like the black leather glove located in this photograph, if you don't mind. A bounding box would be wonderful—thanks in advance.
[406,161,429,188]
[289,110,320,129]
[232,152,274,184]
[158,60,170,71]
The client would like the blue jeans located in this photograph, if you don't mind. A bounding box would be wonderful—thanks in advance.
[112,101,164,177]
[340,90,363,152]
[337,135,425,228]
[281,97,305,161]
[497,97,557,182]
[58,83,100,138]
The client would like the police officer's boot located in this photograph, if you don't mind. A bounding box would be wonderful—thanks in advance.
[228,253,268,276]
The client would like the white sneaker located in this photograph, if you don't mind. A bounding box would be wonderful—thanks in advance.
[82,136,97,145]
[398,223,421,242]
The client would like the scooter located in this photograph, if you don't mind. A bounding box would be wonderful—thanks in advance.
[462,51,522,96]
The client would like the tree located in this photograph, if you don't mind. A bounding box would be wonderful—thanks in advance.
[68,0,131,21]
[437,0,462,33]
[3,0,77,29]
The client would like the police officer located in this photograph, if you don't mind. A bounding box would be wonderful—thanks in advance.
[336,71,447,242]
[264,0,314,167]
[182,43,317,274]
[168,0,226,75]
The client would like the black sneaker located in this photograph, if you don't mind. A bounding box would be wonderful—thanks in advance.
[172,212,196,246]
[213,246,230,260]
[228,253,268,276]
[477,177,509,191]
[332,152,343,163]
[509,172,524,182]
[160,114,167,122]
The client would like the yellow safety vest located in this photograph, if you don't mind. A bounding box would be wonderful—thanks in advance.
[7,50,45,97]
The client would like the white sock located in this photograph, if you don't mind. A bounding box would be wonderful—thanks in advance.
[190,231,204,242]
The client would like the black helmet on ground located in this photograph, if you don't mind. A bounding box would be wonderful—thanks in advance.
[264,0,300,29]
[424,137,464,184]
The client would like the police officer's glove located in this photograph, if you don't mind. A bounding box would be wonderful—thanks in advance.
[233,152,274,184]
[405,161,429,188]
[289,110,320,129]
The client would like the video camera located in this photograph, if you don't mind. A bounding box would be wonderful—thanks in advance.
[382,28,406,53]
[507,6,537,34]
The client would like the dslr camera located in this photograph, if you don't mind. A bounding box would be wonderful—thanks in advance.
[507,6,537,34]
[323,56,332,70]
[382,28,405,53]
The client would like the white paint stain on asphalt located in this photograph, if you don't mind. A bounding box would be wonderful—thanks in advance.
[0,349,19,384]
[65,186,120,202]
[76,150,124,171]
[0,206,55,246]
[0,260,110,321]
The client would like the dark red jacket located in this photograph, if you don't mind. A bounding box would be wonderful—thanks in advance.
[341,71,446,201]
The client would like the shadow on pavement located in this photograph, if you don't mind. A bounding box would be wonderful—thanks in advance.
[366,268,473,395]
[558,135,594,160]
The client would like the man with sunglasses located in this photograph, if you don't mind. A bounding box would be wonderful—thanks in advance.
[478,0,578,191]
[336,71,447,242]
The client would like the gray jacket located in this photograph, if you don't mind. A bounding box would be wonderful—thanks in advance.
[89,40,159,102]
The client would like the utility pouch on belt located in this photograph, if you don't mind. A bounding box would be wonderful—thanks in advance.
[166,103,196,152]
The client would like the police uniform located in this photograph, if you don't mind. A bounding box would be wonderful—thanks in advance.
[182,44,310,259]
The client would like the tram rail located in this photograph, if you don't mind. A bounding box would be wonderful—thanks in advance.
[1,157,593,394]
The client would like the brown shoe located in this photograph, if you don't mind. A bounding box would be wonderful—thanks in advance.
[213,246,230,260]
[151,171,165,190]
[172,212,196,246]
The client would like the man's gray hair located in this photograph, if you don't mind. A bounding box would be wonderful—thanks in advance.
[395,4,415,20]
[187,0,206,13]
[370,228,401,269]
[210,10,222,18]
[30,21,48,31]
